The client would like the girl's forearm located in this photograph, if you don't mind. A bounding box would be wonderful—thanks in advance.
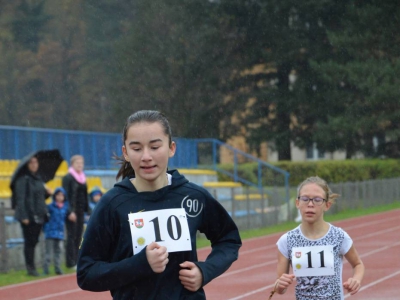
[352,262,365,282]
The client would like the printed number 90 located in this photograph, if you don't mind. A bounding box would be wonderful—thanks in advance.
[185,199,199,213]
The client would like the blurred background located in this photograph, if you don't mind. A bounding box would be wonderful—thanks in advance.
[0,0,399,161]
[1,0,400,271]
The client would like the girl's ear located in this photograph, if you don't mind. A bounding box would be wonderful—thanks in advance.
[169,141,176,158]
[122,146,129,161]
[295,198,300,209]
[324,201,332,212]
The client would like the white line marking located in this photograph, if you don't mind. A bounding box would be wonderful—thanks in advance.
[344,270,400,299]
[219,261,275,278]
[238,225,400,258]
[226,283,275,300]
[0,274,75,290]
[28,289,82,300]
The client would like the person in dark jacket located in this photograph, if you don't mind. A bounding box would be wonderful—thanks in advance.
[43,187,69,275]
[62,154,88,268]
[14,156,51,276]
[77,110,242,299]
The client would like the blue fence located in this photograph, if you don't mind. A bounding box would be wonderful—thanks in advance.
[0,125,198,170]
[0,125,290,203]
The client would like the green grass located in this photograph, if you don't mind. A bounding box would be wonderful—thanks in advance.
[1,201,399,287]
[0,265,76,287]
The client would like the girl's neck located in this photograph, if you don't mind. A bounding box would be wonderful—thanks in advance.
[300,220,330,240]
[131,174,168,192]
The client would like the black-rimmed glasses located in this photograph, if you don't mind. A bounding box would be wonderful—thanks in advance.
[297,196,326,206]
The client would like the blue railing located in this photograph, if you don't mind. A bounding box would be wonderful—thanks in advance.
[177,138,290,203]
[0,125,290,202]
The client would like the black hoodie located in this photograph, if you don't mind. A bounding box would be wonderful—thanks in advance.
[77,169,242,300]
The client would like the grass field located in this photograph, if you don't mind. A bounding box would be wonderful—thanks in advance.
[1,201,399,287]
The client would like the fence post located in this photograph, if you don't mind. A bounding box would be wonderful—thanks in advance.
[245,187,250,229]
[0,202,8,273]
[231,187,236,224]
[260,186,265,227]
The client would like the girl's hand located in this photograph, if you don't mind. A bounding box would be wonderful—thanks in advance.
[343,277,361,295]
[179,261,203,292]
[21,219,29,225]
[146,242,169,273]
[276,273,295,294]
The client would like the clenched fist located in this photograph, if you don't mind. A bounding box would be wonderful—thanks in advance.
[146,242,169,273]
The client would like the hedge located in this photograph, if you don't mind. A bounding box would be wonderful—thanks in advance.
[217,159,400,186]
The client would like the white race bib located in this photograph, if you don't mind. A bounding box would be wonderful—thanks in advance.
[128,208,192,254]
[291,245,335,277]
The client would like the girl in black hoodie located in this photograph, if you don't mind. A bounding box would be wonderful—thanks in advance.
[77,110,242,299]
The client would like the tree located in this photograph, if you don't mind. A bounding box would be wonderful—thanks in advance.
[220,0,348,160]
[313,0,400,158]
[11,0,51,52]
[109,0,240,138]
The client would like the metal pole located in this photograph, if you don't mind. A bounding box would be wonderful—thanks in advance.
[0,202,8,273]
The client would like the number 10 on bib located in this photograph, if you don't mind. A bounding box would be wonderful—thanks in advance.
[128,208,192,254]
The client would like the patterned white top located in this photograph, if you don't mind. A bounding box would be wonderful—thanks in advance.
[277,224,352,300]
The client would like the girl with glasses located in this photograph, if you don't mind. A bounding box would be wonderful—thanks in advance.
[271,176,364,300]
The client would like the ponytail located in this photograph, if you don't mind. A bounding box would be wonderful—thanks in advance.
[114,154,135,181]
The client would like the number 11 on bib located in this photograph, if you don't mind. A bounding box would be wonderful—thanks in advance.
[128,208,192,254]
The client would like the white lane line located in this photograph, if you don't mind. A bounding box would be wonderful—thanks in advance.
[219,261,275,278]
[238,225,400,257]
[0,274,75,290]
[352,226,400,241]
[226,283,275,300]
[28,289,82,300]
[344,270,400,299]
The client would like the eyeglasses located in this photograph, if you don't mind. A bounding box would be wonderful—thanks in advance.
[297,196,326,206]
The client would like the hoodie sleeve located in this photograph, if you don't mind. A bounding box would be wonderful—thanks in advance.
[195,190,242,286]
[77,193,156,292]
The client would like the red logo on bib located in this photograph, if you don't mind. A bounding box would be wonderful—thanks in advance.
[135,219,144,228]
[295,252,301,258]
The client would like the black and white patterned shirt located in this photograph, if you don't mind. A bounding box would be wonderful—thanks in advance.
[277,224,352,300]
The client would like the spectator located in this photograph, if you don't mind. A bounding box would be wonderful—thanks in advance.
[43,187,69,275]
[14,156,51,276]
[84,186,103,224]
[62,155,88,269]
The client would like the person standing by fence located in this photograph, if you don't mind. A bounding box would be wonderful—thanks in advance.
[62,155,88,269]
[13,156,51,276]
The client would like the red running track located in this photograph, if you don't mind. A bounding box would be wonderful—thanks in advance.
[0,209,399,300]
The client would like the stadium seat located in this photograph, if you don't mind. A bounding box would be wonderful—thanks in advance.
[0,178,11,198]
[0,160,18,177]
[55,160,69,177]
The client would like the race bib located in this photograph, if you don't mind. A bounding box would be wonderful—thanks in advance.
[128,208,192,254]
[291,245,335,277]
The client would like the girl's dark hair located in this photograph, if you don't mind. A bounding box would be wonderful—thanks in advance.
[115,110,172,180]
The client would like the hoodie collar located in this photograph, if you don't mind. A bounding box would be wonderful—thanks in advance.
[114,169,188,202]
